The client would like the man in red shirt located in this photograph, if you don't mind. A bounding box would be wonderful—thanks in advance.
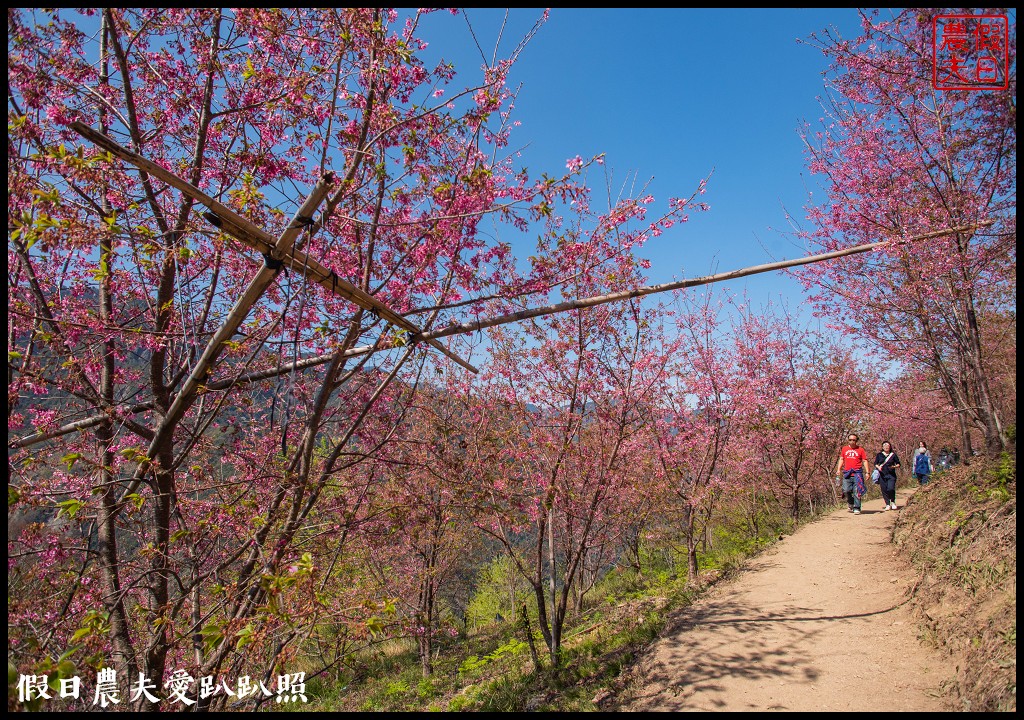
[835,433,870,515]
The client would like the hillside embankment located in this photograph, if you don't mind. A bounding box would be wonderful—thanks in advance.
[891,456,1016,712]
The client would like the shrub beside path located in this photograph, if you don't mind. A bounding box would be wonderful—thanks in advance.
[620,489,950,711]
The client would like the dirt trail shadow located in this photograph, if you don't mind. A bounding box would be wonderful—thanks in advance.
[636,598,910,711]
[621,489,949,712]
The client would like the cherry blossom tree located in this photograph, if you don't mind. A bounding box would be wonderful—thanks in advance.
[729,305,869,521]
[9,7,699,706]
[482,277,675,668]
[360,378,485,677]
[861,370,963,465]
[653,291,736,582]
[797,8,1016,457]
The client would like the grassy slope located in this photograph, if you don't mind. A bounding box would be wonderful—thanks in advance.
[892,453,1017,712]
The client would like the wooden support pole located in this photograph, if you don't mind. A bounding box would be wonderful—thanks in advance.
[157,172,336,432]
[69,122,479,374]
[413,222,994,343]
[56,123,993,447]
[9,342,375,450]
[8,221,990,450]
[9,402,155,449]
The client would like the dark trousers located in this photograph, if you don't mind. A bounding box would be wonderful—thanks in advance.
[879,476,896,504]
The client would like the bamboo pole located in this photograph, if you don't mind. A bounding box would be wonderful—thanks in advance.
[157,172,336,433]
[54,124,993,449]
[9,402,155,449]
[69,122,478,374]
[412,222,995,343]
[9,196,988,454]
[172,222,992,367]
[9,343,371,450]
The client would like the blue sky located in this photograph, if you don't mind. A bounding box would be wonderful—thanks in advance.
[36,8,867,329]
[416,8,868,323]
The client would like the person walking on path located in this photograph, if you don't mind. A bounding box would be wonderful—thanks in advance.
[836,433,870,515]
[912,441,932,485]
[874,440,901,510]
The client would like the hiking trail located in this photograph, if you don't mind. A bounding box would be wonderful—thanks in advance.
[620,488,950,712]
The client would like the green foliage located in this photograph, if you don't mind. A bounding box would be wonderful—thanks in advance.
[55,498,84,519]
[416,677,437,700]
[444,664,540,712]
[990,452,1015,502]
[954,559,1011,596]
[475,672,534,712]
[9,647,80,712]
[465,554,530,630]
[354,661,423,712]
[458,638,527,677]
[69,609,109,644]
[946,508,969,529]
[383,679,409,699]
[696,496,794,575]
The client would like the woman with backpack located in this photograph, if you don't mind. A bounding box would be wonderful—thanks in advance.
[874,440,901,510]
[912,441,932,485]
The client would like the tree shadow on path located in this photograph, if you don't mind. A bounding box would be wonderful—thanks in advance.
[630,596,911,711]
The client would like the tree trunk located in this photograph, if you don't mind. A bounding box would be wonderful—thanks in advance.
[958,412,975,464]
[683,503,699,583]
[963,262,1008,456]
[418,580,434,677]
[637,530,645,577]
[545,505,562,669]
[519,603,541,672]
[508,563,517,624]
[96,15,138,688]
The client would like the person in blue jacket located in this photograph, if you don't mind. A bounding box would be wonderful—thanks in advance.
[912,441,932,485]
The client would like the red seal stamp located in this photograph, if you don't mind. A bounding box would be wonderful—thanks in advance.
[933,14,1009,90]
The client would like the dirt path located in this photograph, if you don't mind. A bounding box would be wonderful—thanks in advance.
[621,489,951,712]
